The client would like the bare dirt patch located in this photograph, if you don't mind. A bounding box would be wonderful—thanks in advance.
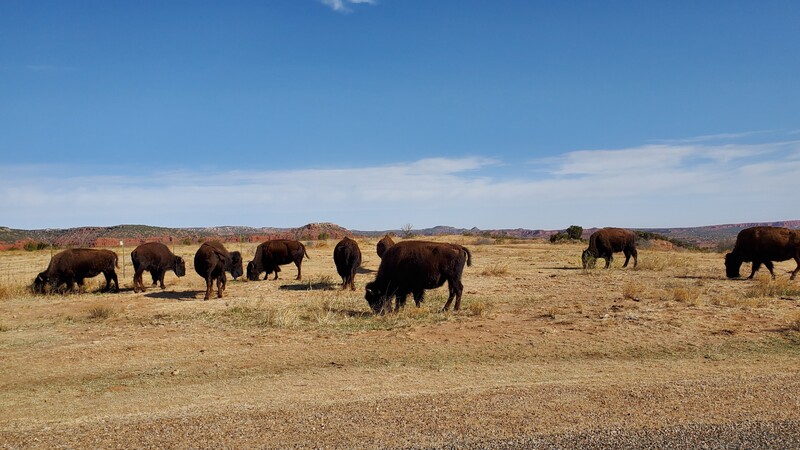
[1,239,799,448]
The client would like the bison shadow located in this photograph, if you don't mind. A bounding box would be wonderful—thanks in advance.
[541,266,582,271]
[279,282,338,291]
[356,267,375,274]
[143,290,205,301]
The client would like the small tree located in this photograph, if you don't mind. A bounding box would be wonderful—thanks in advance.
[401,223,414,238]
[566,225,583,240]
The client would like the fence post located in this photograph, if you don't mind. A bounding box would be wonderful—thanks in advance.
[120,240,125,280]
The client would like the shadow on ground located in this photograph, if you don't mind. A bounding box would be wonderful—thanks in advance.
[144,290,204,301]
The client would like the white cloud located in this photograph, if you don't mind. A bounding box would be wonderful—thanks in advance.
[1,141,798,230]
[320,0,376,13]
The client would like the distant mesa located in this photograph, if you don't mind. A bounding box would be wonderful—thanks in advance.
[0,220,798,251]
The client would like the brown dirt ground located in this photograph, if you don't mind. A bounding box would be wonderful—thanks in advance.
[1,237,799,448]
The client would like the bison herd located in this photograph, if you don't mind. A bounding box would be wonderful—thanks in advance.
[30,226,800,312]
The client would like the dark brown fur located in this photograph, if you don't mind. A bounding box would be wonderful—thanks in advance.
[365,240,472,313]
[725,226,800,280]
[582,228,638,269]
[194,241,243,300]
[246,240,308,281]
[130,242,186,293]
[33,249,119,294]
[376,234,395,259]
[333,237,361,290]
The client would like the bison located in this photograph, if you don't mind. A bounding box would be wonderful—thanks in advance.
[376,234,395,259]
[333,237,361,290]
[130,242,186,293]
[365,240,472,314]
[725,226,800,280]
[582,228,638,269]
[33,248,119,294]
[194,241,243,300]
[246,240,309,281]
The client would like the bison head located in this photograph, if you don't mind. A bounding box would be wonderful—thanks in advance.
[365,281,391,314]
[246,261,260,281]
[724,252,743,278]
[581,249,597,269]
[32,271,50,294]
[174,257,186,277]
[229,251,244,280]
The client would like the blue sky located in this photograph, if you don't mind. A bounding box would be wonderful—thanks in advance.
[1,1,799,230]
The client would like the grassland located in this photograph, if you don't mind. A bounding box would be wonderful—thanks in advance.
[1,237,799,448]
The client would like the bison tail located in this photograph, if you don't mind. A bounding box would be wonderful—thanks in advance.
[463,246,472,267]
[303,245,310,260]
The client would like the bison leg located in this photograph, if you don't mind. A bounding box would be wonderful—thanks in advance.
[763,261,776,279]
[413,290,424,308]
[791,256,800,280]
[217,273,227,298]
[158,270,167,289]
[295,261,302,280]
[133,269,145,293]
[349,269,357,291]
[150,270,159,286]
[103,271,119,293]
[622,251,631,268]
[632,249,638,268]
[395,292,409,311]
[604,256,612,269]
[443,279,464,311]
[203,276,213,300]
[749,261,762,279]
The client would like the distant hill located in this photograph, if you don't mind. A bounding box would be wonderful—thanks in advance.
[1,220,798,250]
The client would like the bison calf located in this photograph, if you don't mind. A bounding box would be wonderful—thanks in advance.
[194,241,243,300]
[582,228,638,269]
[131,242,186,293]
[365,240,472,314]
[725,226,800,280]
[334,237,361,290]
[33,248,119,294]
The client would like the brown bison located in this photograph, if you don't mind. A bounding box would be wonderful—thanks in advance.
[365,240,472,314]
[725,226,800,280]
[582,228,638,269]
[194,241,243,300]
[246,240,308,281]
[131,242,186,293]
[33,248,119,294]
[334,237,361,290]
[376,234,395,258]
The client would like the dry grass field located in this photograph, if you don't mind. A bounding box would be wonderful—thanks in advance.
[1,237,799,448]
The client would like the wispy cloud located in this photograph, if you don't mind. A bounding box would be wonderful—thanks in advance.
[1,142,798,230]
[320,0,377,13]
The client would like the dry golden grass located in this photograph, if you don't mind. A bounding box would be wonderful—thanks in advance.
[1,238,799,447]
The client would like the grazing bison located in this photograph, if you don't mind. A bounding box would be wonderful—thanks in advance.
[334,237,361,290]
[130,242,186,293]
[33,249,119,294]
[376,234,395,259]
[365,240,472,314]
[582,228,638,269]
[194,241,243,300]
[725,226,800,280]
[246,240,309,281]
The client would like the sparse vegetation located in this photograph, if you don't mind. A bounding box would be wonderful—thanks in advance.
[87,305,114,320]
[480,262,509,276]
[23,241,50,251]
[622,282,644,301]
[744,275,800,299]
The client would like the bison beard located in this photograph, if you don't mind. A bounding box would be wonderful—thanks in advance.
[365,241,471,314]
